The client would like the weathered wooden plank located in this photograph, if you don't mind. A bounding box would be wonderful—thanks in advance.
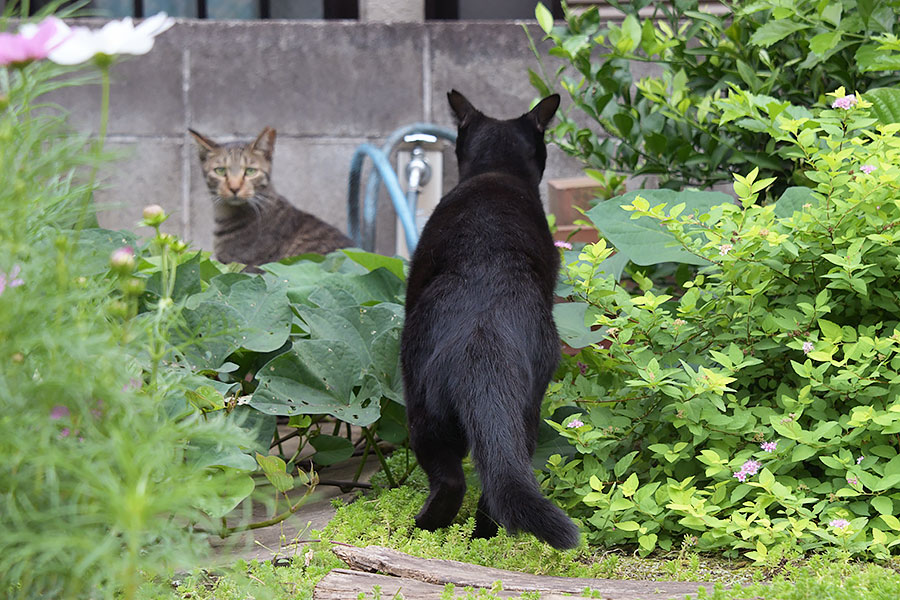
[314,569,576,599]
[331,545,716,599]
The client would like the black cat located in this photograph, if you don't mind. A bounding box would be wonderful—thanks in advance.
[400,90,579,549]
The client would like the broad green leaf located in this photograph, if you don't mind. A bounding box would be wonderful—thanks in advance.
[880,514,900,530]
[195,472,255,519]
[809,31,841,55]
[855,44,900,72]
[554,302,607,348]
[252,340,381,426]
[749,20,808,48]
[535,1,554,34]
[256,453,294,493]
[341,249,406,281]
[187,442,257,471]
[586,190,731,266]
[774,186,816,218]
[622,473,640,497]
[638,533,658,552]
[616,521,641,531]
[872,496,894,516]
[864,88,900,124]
[310,434,356,466]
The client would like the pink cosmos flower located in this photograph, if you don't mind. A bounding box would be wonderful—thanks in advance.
[50,405,70,420]
[0,264,24,295]
[0,17,70,66]
[831,96,857,110]
[860,165,876,175]
[554,240,573,250]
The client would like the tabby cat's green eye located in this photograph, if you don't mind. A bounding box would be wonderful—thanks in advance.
[245,167,258,176]
[214,167,226,176]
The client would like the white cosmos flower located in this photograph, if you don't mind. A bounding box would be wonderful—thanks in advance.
[48,12,174,65]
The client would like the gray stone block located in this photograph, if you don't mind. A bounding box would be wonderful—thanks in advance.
[187,21,424,137]
[427,22,563,124]
[96,138,185,240]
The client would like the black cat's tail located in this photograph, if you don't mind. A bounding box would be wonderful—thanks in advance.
[456,372,580,550]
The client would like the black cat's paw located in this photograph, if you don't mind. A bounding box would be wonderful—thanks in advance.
[472,516,499,540]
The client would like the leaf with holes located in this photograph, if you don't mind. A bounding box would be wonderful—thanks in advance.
[251,340,381,426]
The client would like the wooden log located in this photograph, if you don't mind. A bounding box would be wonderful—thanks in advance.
[314,569,577,599]
[330,545,716,599]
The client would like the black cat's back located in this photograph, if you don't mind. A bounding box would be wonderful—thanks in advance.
[401,91,579,550]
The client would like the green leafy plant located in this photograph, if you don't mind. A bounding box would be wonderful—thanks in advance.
[543,92,900,560]
[0,21,255,600]
[530,0,900,191]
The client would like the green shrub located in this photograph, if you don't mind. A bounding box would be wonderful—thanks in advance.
[0,45,253,600]
[544,92,900,560]
[530,0,900,190]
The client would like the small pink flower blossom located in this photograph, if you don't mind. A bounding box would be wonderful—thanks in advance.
[50,405,70,420]
[566,418,585,429]
[577,361,588,376]
[860,165,876,175]
[831,95,857,110]
[742,459,761,476]
[760,441,777,452]
[718,243,733,256]
[673,318,687,327]
[554,240,573,250]
[802,341,814,354]
[829,518,850,529]
[733,470,748,482]
[857,456,864,465]
[847,476,858,486]
[0,17,70,66]
[59,427,71,439]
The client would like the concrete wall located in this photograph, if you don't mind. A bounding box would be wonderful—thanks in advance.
[47,19,586,256]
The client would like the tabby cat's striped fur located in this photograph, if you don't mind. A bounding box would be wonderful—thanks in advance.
[189,127,352,269]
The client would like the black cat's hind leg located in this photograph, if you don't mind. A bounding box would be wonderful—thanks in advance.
[411,427,467,531]
[472,493,499,540]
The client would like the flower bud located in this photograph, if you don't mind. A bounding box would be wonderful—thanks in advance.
[109,299,129,318]
[123,277,145,297]
[141,204,168,227]
[110,246,135,274]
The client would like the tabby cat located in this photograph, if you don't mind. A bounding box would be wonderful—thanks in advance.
[189,127,352,269]
[400,91,580,549]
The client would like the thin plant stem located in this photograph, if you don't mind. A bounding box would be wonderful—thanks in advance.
[76,61,110,230]
[362,425,395,488]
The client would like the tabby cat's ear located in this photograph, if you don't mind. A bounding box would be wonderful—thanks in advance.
[252,127,277,161]
[188,128,219,160]
[448,90,480,128]
[526,94,560,133]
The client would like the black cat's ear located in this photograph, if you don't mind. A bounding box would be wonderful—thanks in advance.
[526,94,560,133]
[252,127,277,160]
[448,89,480,128]
[188,128,219,160]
